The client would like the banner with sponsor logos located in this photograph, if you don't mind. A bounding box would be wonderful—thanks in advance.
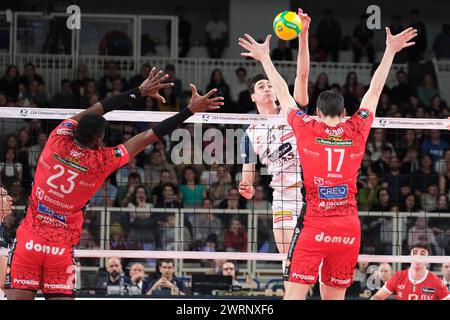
[1,107,448,129]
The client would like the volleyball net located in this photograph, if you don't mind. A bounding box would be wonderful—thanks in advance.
[0,108,449,297]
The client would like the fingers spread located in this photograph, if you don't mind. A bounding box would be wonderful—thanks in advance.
[244,33,257,44]
[205,88,218,98]
[190,83,198,95]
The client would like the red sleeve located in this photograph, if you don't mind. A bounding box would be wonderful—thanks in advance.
[49,119,78,140]
[345,108,374,143]
[435,279,450,300]
[287,108,310,128]
[100,144,130,178]
[384,271,399,294]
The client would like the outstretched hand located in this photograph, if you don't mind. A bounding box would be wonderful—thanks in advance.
[139,67,174,103]
[386,27,417,54]
[298,8,311,36]
[239,180,254,199]
[239,34,271,62]
[187,84,224,113]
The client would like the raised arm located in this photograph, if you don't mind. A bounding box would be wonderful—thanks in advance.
[70,67,173,123]
[293,9,311,107]
[123,84,224,159]
[239,34,298,117]
[360,27,417,115]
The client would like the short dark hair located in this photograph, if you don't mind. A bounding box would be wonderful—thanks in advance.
[24,62,35,70]
[74,112,107,148]
[236,67,247,75]
[316,90,345,117]
[410,242,431,254]
[248,74,268,94]
[61,79,70,86]
[158,259,174,267]
[165,63,175,71]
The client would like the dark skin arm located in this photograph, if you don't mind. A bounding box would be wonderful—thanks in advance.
[69,67,173,123]
[123,84,224,159]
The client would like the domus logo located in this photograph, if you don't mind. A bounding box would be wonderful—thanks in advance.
[314,232,356,245]
[25,240,66,256]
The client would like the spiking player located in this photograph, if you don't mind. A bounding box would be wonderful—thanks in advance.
[239,10,311,271]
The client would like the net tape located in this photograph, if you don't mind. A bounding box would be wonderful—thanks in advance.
[1,107,449,130]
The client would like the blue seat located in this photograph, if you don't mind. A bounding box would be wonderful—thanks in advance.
[265,278,284,291]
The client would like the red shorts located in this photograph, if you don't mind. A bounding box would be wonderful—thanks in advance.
[5,225,76,296]
[284,214,360,289]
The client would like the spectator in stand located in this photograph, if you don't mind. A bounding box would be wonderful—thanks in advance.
[429,96,447,118]
[50,79,79,108]
[98,60,127,98]
[146,259,186,296]
[230,67,248,104]
[164,64,182,99]
[91,176,118,207]
[23,79,48,107]
[407,218,443,255]
[397,129,420,159]
[0,65,20,101]
[390,70,417,105]
[180,166,207,208]
[400,148,421,176]
[115,156,145,187]
[224,216,248,252]
[144,150,177,189]
[370,188,391,212]
[205,8,228,59]
[367,129,396,162]
[436,149,450,176]
[209,165,233,207]
[129,263,149,295]
[367,263,393,297]
[433,24,450,60]
[271,39,293,61]
[109,223,127,250]
[389,15,407,63]
[16,128,30,168]
[316,9,341,62]
[127,185,155,249]
[310,73,330,114]
[342,72,359,107]
[155,183,182,209]
[358,173,381,211]
[383,155,408,204]
[79,80,100,107]
[156,86,180,112]
[402,193,420,212]
[9,179,27,206]
[71,64,92,98]
[406,9,427,62]
[27,132,47,177]
[352,14,375,63]
[439,161,450,196]
[420,184,439,212]
[158,214,191,251]
[151,169,178,206]
[0,148,23,189]
[359,151,374,181]
[369,147,393,176]
[206,69,232,112]
[352,262,370,294]
[412,154,440,195]
[417,73,440,107]
[217,187,246,210]
[2,135,18,162]
[247,185,271,210]
[191,198,223,249]
[421,130,449,162]
[118,172,143,207]
[309,35,327,62]
[128,64,151,110]
[18,63,44,89]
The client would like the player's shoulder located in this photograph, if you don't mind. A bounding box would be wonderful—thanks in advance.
[427,270,444,283]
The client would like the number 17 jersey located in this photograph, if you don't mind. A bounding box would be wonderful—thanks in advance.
[287,108,374,217]
[21,119,130,245]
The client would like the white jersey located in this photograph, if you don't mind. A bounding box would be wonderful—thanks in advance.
[242,123,303,193]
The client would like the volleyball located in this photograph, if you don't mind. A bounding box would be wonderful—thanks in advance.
[273,11,303,41]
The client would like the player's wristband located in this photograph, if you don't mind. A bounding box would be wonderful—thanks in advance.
[152,107,194,139]
[100,88,142,113]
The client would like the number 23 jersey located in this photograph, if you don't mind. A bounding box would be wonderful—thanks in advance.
[21,119,130,245]
[287,108,374,217]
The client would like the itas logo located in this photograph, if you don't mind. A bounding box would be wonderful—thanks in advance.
[318,185,348,199]
[36,187,45,200]
[20,109,29,117]
[291,273,315,281]
[25,240,66,256]
[69,149,84,158]
[315,232,356,245]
